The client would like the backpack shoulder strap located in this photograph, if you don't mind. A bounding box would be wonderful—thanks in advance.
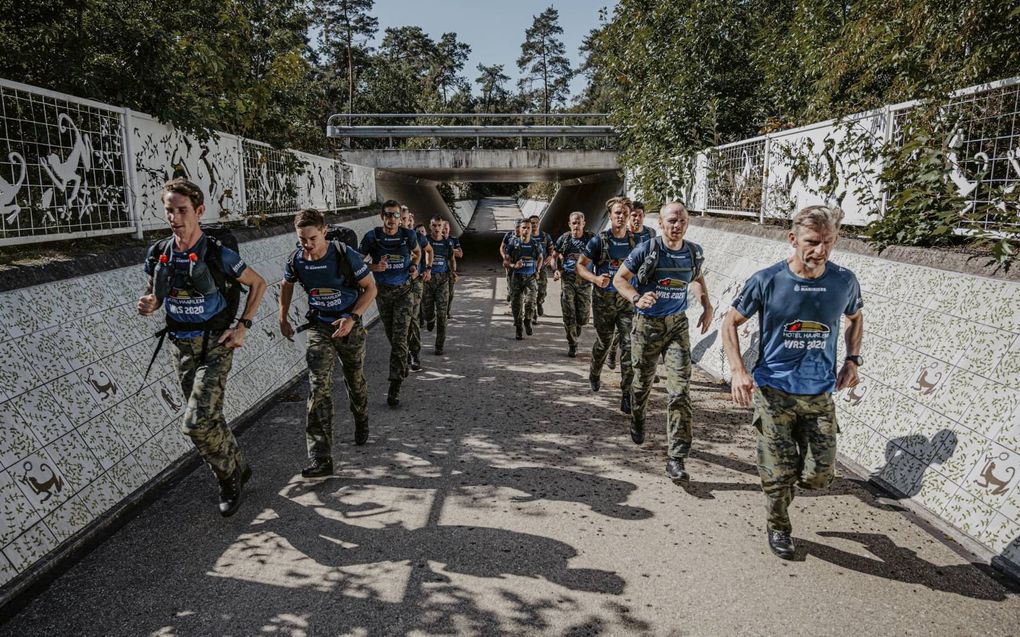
[333,240,358,287]
[289,248,304,287]
[687,240,705,280]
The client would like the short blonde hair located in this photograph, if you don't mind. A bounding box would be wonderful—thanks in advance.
[569,211,585,222]
[793,205,843,235]
[605,196,632,214]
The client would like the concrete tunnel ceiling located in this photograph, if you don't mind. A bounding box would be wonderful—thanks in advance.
[345,149,624,234]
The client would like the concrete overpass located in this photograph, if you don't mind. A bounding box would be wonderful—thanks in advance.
[341,149,623,234]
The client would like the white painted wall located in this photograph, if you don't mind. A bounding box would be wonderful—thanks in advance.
[682,224,1020,571]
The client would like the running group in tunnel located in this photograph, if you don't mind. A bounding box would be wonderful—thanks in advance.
[139,179,863,561]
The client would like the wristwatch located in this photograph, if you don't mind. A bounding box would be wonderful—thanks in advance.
[236,318,253,329]
[349,312,361,321]
[846,355,863,367]
[631,293,641,305]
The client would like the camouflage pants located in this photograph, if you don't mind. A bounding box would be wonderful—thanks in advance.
[446,271,456,317]
[408,278,424,356]
[305,321,368,460]
[590,288,634,391]
[505,268,513,303]
[170,333,243,483]
[509,274,537,326]
[631,314,692,459]
[423,272,451,349]
[376,282,413,381]
[753,385,838,533]
[559,273,591,345]
[535,267,549,317]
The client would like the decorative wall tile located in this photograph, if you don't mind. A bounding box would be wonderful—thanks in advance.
[929,367,987,423]
[109,455,148,497]
[961,442,1020,508]
[939,425,993,485]
[48,370,104,428]
[78,473,124,515]
[133,436,171,479]
[13,447,71,516]
[78,414,128,471]
[79,361,123,410]
[942,489,996,541]
[991,335,1020,389]
[0,289,41,338]
[10,388,75,446]
[0,470,41,546]
[153,422,193,461]
[3,522,57,573]
[0,340,42,402]
[44,431,100,497]
[954,323,1015,378]
[102,399,152,452]
[45,493,94,544]
[914,468,960,516]
[63,324,101,372]
[959,383,1019,442]
[0,401,40,470]
[17,327,73,385]
[0,554,15,587]
[74,313,121,361]
[983,513,1020,554]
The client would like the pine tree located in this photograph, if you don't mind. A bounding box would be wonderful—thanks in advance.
[312,0,378,116]
[516,7,573,112]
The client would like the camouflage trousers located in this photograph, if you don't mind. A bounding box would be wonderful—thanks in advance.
[305,320,368,460]
[169,333,243,483]
[446,271,456,317]
[408,278,424,356]
[590,288,634,391]
[631,314,692,459]
[505,268,513,303]
[509,274,537,326]
[559,273,591,346]
[753,385,838,533]
[535,267,549,318]
[423,272,451,350]
[376,281,414,381]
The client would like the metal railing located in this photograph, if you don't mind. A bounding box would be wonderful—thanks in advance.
[326,112,616,150]
[694,75,1020,231]
[0,78,373,247]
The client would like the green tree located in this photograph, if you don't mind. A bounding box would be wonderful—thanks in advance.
[517,7,573,112]
[312,0,378,117]
[475,63,511,112]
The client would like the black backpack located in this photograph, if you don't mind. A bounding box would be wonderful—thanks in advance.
[149,224,242,333]
[289,239,358,293]
[635,237,705,287]
[596,230,635,267]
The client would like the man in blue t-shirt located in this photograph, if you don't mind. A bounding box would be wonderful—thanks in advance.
[443,220,463,319]
[614,202,713,483]
[577,197,637,409]
[553,211,594,356]
[279,209,377,477]
[722,205,864,560]
[360,200,423,407]
[403,210,432,372]
[503,218,542,340]
[422,216,457,355]
[529,215,557,321]
[138,178,268,517]
[607,201,659,370]
[499,226,519,303]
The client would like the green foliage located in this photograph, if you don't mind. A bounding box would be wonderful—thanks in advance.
[517,7,573,113]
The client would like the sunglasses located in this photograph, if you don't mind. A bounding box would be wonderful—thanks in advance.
[382,211,402,218]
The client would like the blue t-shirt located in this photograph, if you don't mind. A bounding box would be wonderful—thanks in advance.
[427,236,454,274]
[508,238,541,276]
[582,231,635,292]
[732,260,864,395]
[533,230,554,259]
[359,226,418,286]
[449,236,462,252]
[556,232,593,275]
[284,243,370,322]
[631,226,657,244]
[144,234,248,338]
[623,239,696,317]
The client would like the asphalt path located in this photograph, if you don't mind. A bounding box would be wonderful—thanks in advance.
[4,199,1018,636]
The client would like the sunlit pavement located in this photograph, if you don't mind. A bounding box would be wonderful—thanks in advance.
[6,199,1018,636]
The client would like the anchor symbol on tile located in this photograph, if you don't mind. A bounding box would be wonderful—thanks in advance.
[85,367,117,400]
[912,363,942,395]
[20,461,65,503]
[161,386,182,411]
[975,452,1016,496]
[843,384,868,406]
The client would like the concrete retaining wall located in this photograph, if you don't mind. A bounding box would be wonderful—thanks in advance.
[375,174,462,234]
[682,223,1020,573]
[0,214,386,592]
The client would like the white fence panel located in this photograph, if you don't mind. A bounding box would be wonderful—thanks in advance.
[129,111,245,230]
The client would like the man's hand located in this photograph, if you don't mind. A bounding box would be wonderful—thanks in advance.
[422,269,432,283]
[595,273,611,289]
[635,292,657,309]
[331,316,355,339]
[514,259,525,270]
[552,270,561,281]
[218,326,247,349]
[409,265,419,280]
[369,262,387,273]
[836,361,860,391]
[452,271,459,283]
[698,302,714,334]
[730,368,755,407]
[280,319,295,342]
[137,294,160,316]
